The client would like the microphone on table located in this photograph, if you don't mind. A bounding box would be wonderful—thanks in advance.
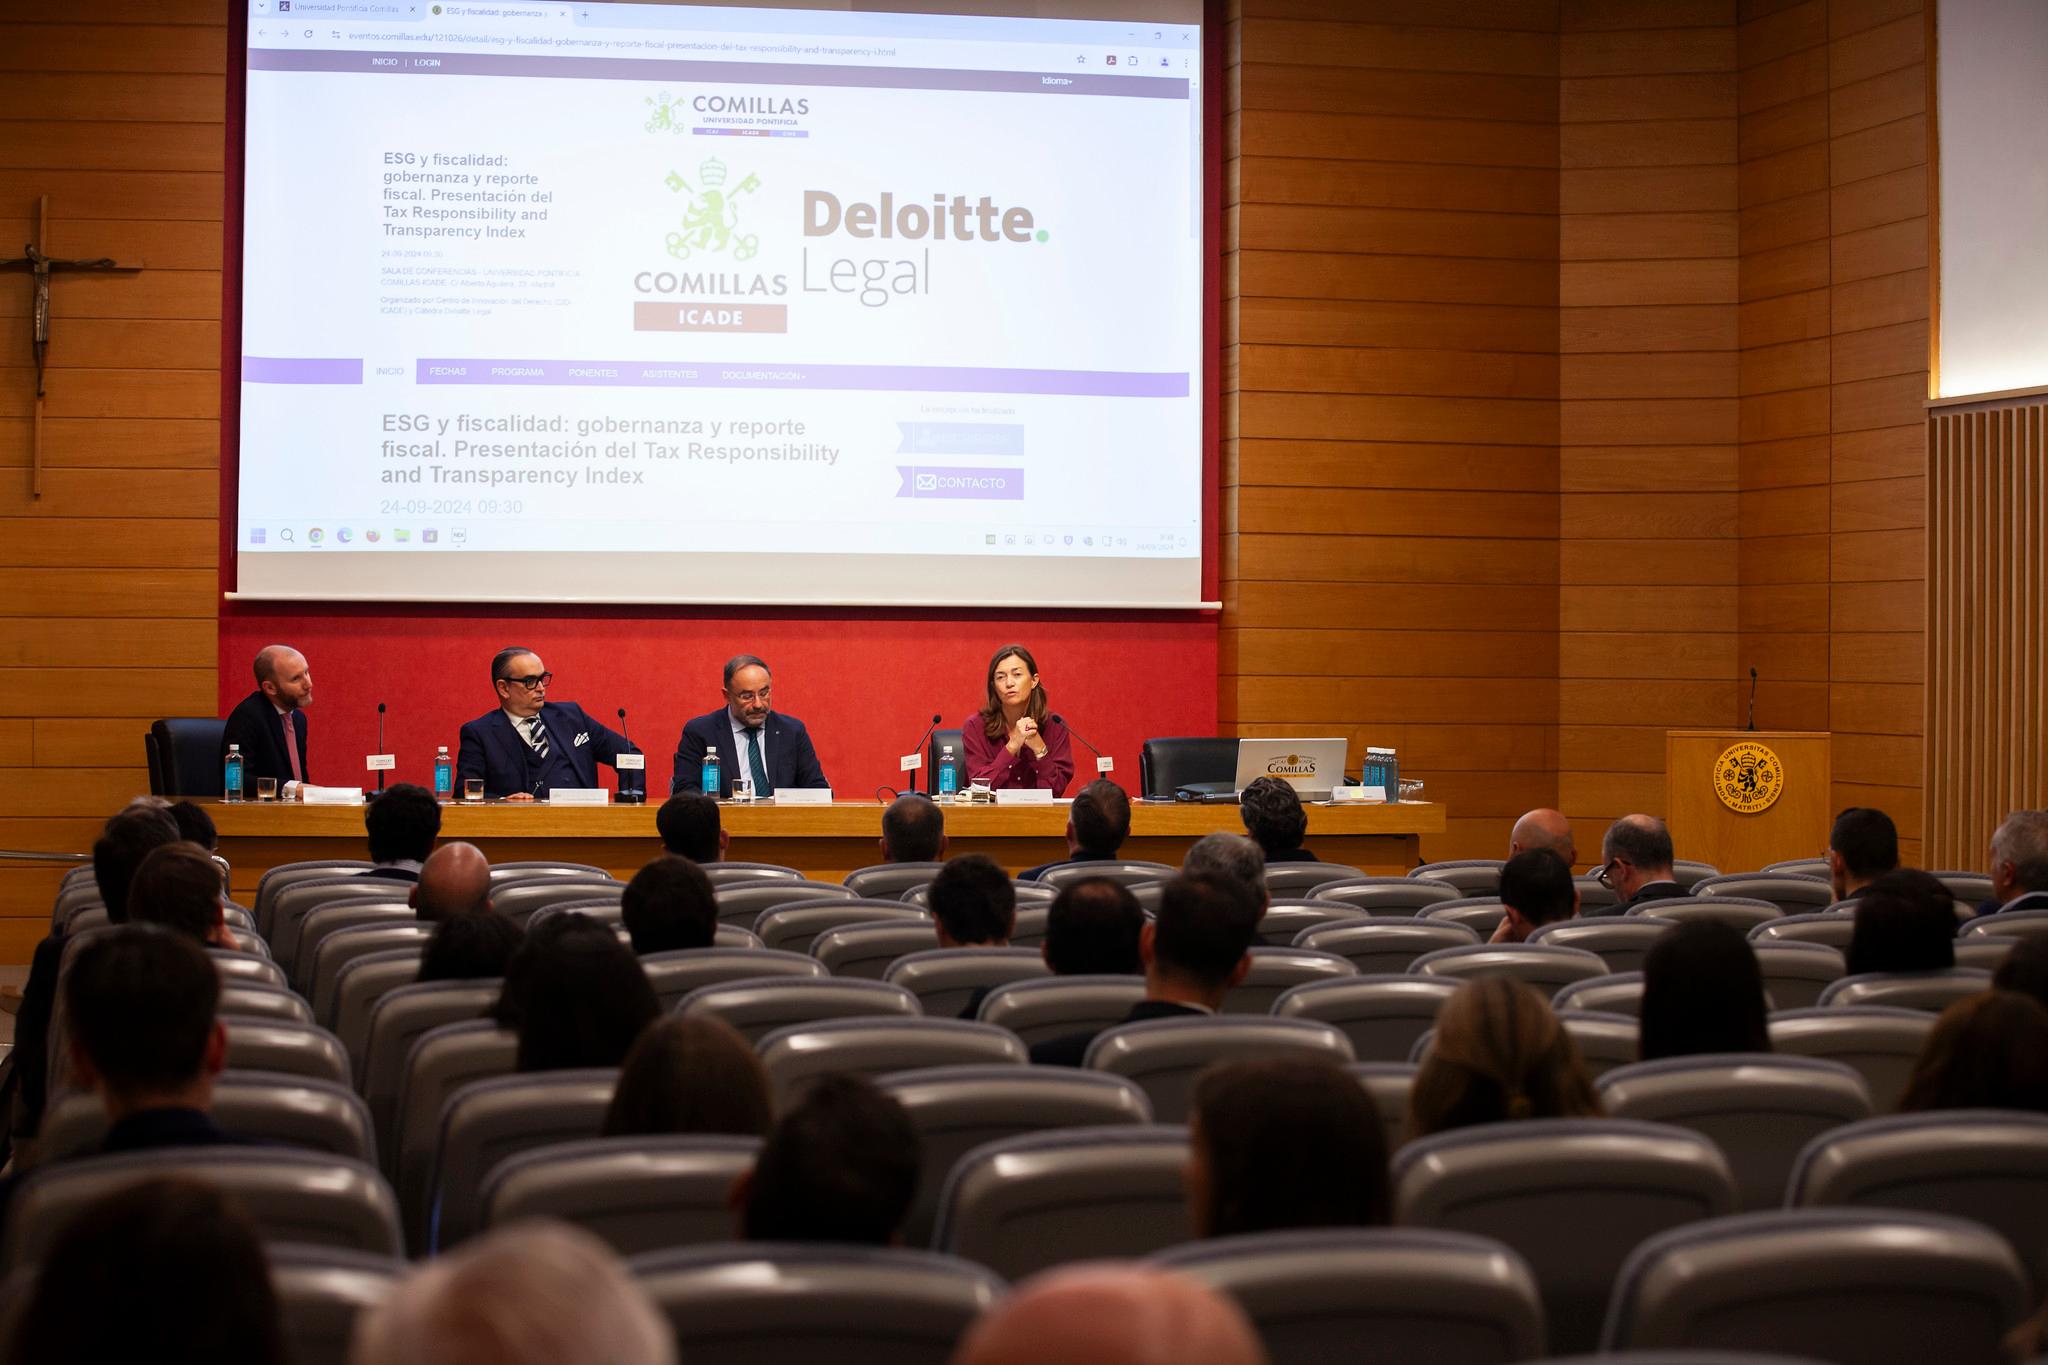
[375,701,387,792]
[1052,714,1110,778]
[616,707,644,804]
[904,712,943,793]
[1747,667,1759,732]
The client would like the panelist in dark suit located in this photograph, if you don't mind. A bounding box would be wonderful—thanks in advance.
[670,654,829,798]
[1589,814,1690,916]
[219,644,312,789]
[456,647,638,800]
[960,643,1073,796]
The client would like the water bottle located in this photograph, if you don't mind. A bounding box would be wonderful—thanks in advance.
[702,745,722,799]
[433,746,454,801]
[937,744,960,799]
[223,744,245,802]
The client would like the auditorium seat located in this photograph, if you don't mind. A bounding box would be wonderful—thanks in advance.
[394,1021,518,1245]
[490,879,624,928]
[1600,1209,2029,1360]
[224,924,269,956]
[1933,871,1996,907]
[329,949,427,1076]
[681,976,921,1043]
[1748,912,1857,950]
[1085,1015,1353,1123]
[37,1071,374,1164]
[1151,1228,1545,1365]
[220,982,317,1028]
[1139,735,1238,799]
[4,1147,402,1269]
[269,1243,402,1365]
[756,1017,1025,1108]
[290,902,416,993]
[306,923,437,1024]
[843,861,947,900]
[1636,897,1783,935]
[1955,935,2021,971]
[224,1019,352,1086]
[1767,1006,1933,1114]
[482,1135,761,1257]
[904,880,1057,910]
[1750,941,1847,1009]
[1410,943,1609,995]
[529,897,630,934]
[1309,876,1463,916]
[360,981,500,1158]
[269,879,415,972]
[754,900,929,955]
[812,919,950,979]
[210,946,291,991]
[883,948,1052,1017]
[1036,860,1177,891]
[1764,858,1833,879]
[1420,899,1511,938]
[487,860,612,884]
[255,863,377,937]
[1272,974,1460,1063]
[1008,905,1049,949]
[150,716,228,797]
[1788,1110,2048,1289]
[1292,918,1481,974]
[1253,899,1363,946]
[50,880,104,929]
[634,947,827,1011]
[878,1064,1152,1246]
[1529,917,1674,973]
[714,880,858,930]
[934,1125,1190,1279]
[1557,1008,1644,1080]
[60,902,110,935]
[1262,863,1363,896]
[1671,861,1722,890]
[1344,1061,1417,1153]
[1553,971,1646,1017]
[1689,874,1833,915]
[1392,1118,1738,1355]
[1222,946,1357,1013]
[1411,859,1506,898]
[1596,1055,1872,1211]
[973,975,1147,1046]
[701,862,806,886]
[430,1069,617,1250]
[1961,907,2048,942]
[1819,968,1993,1011]
[1574,877,1622,913]
[629,1242,1002,1365]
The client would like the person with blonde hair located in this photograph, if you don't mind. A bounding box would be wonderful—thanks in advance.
[351,1220,673,1365]
[949,1263,1268,1365]
[1407,976,1602,1141]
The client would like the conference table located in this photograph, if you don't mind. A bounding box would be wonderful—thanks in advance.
[205,798,1446,901]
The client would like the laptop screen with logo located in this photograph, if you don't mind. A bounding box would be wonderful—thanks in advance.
[1234,738,1347,800]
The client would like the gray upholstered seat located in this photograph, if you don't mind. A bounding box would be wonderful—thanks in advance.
[1253,899,1365,946]
[1954,936,2020,971]
[812,920,952,979]
[1638,897,1783,935]
[883,948,1052,1017]
[224,1019,352,1086]
[1410,943,1609,995]
[1688,874,1832,915]
[1767,1005,1935,1115]
[638,947,827,1011]
[1344,1061,1416,1154]
[1557,1008,1643,1079]
[36,1071,374,1164]
[713,881,859,930]
[306,922,435,1024]
[1552,971,1646,1017]
[1528,916,1674,973]
[973,975,1147,1046]
[269,1243,402,1365]
[1410,860,1505,897]
[1750,940,1846,1010]
[329,948,428,1076]
[482,1135,761,1257]
[1085,1015,1353,1122]
[1036,860,1176,890]
[490,881,623,928]
[1421,899,1511,938]
[220,982,318,1028]
[361,980,500,1163]
[681,975,921,1043]
[1222,946,1357,1014]
[1748,912,1857,950]
[756,1017,1025,1108]
[254,863,377,938]
[1818,968,1993,1012]
[1393,1117,1738,1355]
[1932,871,1995,907]
[1272,974,1460,1063]
[1302,876,1462,916]
[1152,1228,1544,1365]
[700,862,805,887]
[431,1069,617,1250]
[1764,858,1832,879]
[1961,908,2048,942]
[210,947,290,990]
[1293,918,1481,974]
[1263,863,1364,895]
[755,901,929,956]
[394,1020,518,1251]
[488,861,613,885]
[1671,861,1721,890]
[269,879,413,977]
[290,901,415,996]
[842,862,947,900]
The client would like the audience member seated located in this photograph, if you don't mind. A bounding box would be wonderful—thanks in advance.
[410,840,492,922]
[1595,814,1685,914]
[620,855,718,955]
[1509,807,1576,866]
[1846,870,1959,976]
[1042,877,1144,977]
[1407,977,1603,1141]
[655,792,726,863]
[601,1015,772,1139]
[1186,1058,1388,1238]
[880,792,947,863]
[1032,875,1262,1067]
[12,804,180,1147]
[1490,848,1578,944]
[496,913,660,1072]
[418,909,525,983]
[737,1073,920,1245]
[10,1178,289,1365]
[930,854,1019,1019]
[351,1220,674,1365]
[1986,808,2048,917]
[1182,832,1268,911]
[1827,805,1899,903]
[1638,919,1770,1061]
[1994,935,2048,1008]
[360,782,442,881]
[1897,991,2048,1114]
[167,799,219,853]
[949,1264,1269,1365]
[1020,779,1132,879]
[126,842,234,948]
[1238,776,1316,864]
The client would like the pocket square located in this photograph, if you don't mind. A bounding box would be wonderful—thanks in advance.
[574,732,590,747]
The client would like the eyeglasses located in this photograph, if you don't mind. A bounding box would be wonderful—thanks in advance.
[729,686,772,705]
[499,672,552,690]
[1595,857,1625,890]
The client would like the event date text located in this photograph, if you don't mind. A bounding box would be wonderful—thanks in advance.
[377,499,525,515]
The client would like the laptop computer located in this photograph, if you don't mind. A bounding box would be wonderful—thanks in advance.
[1231,737,1349,802]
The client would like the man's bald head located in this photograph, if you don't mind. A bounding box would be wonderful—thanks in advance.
[950,1265,1268,1365]
[411,842,491,922]
[253,644,312,711]
[1509,808,1575,867]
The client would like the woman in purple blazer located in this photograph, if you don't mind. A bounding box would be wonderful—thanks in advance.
[960,643,1073,796]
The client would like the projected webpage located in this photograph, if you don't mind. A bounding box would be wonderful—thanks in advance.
[236,0,1205,607]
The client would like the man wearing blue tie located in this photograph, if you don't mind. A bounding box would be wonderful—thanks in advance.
[456,647,638,800]
[671,654,829,798]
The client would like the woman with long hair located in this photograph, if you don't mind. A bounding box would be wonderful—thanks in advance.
[960,643,1074,795]
[1408,976,1603,1141]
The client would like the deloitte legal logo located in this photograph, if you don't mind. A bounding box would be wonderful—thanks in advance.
[664,158,762,262]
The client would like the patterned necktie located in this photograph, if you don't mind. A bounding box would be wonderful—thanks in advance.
[281,712,303,783]
[524,715,550,760]
[745,725,772,797]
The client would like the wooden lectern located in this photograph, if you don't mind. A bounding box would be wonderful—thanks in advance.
[1666,730,1832,876]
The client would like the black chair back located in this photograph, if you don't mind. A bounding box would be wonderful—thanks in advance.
[153,717,229,797]
[927,728,966,790]
[1139,737,1238,799]
[144,729,165,796]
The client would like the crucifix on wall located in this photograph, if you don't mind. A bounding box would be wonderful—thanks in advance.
[0,197,144,498]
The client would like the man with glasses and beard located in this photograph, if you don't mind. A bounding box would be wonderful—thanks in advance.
[457,647,639,800]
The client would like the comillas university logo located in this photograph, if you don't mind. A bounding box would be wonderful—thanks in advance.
[1713,740,1786,814]
[664,157,762,261]
[1266,753,1318,776]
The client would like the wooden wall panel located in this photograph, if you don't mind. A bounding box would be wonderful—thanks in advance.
[0,14,222,941]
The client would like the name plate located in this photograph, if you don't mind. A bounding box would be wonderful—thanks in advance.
[1096,756,1115,773]
[549,788,611,806]
[365,754,396,772]
[773,788,833,805]
[301,785,365,805]
[899,752,924,773]
[614,753,646,771]
[994,788,1055,805]
[1330,785,1386,805]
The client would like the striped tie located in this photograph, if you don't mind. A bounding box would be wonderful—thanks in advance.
[524,715,549,760]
